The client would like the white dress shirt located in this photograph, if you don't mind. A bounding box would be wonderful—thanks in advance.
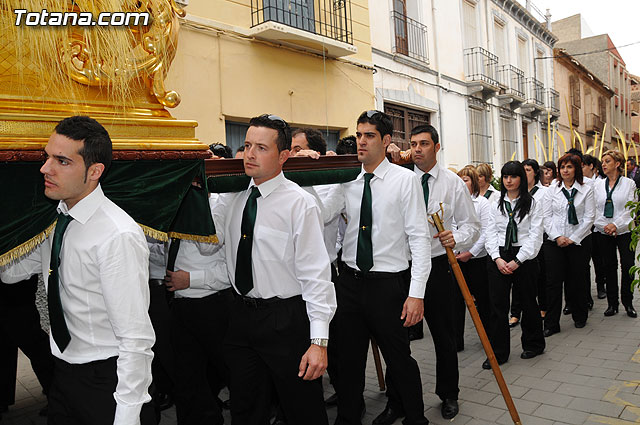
[224,172,336,339]
[147,236,166,280]
[485,195,544,263]
[529,182,547,203]
[414,164,480,258]
[483,188,499,203]
[169,194,231,298]
[543,181,595,245]
[594,175,636,235]
[314,184,341,263]
[323,158,431,298]
[468,195,491,258]
[1,185,154,425]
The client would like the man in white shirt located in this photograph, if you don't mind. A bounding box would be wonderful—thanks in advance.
[223,114,336,425]
[382,125,480,421]
[163,188,232,425]
[322,110,431,425]
[0,116,155,425]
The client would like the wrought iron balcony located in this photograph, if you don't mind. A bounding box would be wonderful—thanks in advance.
[586,113,604,135]
[464,47,499,87]
[498,65,525,100]
[391,11,429,63]
[525,77,545,108]
[251,0,353,45]
[547,88,560,116]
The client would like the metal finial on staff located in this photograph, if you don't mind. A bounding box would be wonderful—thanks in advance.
[430,203,522,425]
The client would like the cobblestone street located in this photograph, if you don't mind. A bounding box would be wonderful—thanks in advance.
[4,288,640,425]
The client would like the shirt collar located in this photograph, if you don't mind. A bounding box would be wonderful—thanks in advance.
[413,162,440,180]
[249,171,285,198]
[357,157,391,181]
[562,180,587,194]
[57,184,105,225]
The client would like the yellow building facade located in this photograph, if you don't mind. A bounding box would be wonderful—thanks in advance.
[165,0,375,150]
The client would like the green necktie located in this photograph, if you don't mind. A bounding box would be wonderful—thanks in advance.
[421,173,431,211]
[356,173,374,273]
[562,187,579,225]
[484,189,493,200]
[530,186,539,196]
[235,186,261,295]
[48,213,73,352]
[504,201,518,250]
[604,176,620,218]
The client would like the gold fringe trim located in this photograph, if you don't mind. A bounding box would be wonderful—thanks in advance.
[0,220,57,267]
[138,223,219,244]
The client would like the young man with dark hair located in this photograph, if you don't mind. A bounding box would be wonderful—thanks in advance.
[336,136,357,155]
[291,128,328,155]
[323,110,431,425]
[381,124,479,421]
[223,114,336,425]
[1,115,155,425]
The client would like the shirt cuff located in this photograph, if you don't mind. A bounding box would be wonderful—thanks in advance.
[309,319,330,339]
[408,278,426,299]
[113,402,144,425]
[187,270,205,290]
[469,244,482,258]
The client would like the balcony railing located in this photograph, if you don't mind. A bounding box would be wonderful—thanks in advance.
[464,47,499,87]
[498,65,525,99]
[587,113,604,134]
[251,0,353,45]
[547,88,560,115]
[391,11,429,63]
[525,77,544,107]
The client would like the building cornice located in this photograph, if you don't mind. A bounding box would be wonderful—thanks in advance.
[491,0,557,47]
[554,49,615,97]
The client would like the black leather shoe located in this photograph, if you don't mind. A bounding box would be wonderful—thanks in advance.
[597,289,607,299]
[482,358,507,370]
[563,306,571,315]
[324,393,338,406]
[509,316,520,328]
[520,350,543,359]
[625,305,637,318]
[372,406,404,425]
[574,321,586,328]
[408,330,424,341]
[441,399,459,419]
[604,306,619,316]
[543,328,559,337]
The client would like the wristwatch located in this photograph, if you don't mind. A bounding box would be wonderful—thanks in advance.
[310,338,329,347]
[514,258,522,266]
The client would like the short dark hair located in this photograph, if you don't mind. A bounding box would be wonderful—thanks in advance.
[291,128,327,155]
[410,124,439,146]
[248,114,292,152]
[54,116,112,178]
[336,135,357,155]
[567,148,583,161]
[236,146,245,153]
[557,153,584,186]
[209,143,232,158]
[583,154,603,176]
[627,157,637,165]
[357,110,393,138]
[542,161,557,178]
[522,158,540,183]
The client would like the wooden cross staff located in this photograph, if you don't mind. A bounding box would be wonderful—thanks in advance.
[430,204,522,425]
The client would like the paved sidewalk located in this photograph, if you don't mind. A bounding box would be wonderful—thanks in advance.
[3,295,640,425]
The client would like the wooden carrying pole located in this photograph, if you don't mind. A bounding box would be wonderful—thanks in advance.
[370,339,386,391]
[430,206,522,425]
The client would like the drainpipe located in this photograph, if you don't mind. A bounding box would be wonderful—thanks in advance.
[431,0,444,156]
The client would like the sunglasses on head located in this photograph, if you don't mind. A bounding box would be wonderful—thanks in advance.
[266,114,288,128]
[365,110,383,118]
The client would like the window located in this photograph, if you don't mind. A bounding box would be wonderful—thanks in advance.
[500,115,517,163]
[535,49,545,83]
[384,103,430,150]
[493,20,506,65]
[517,37,528,76]
[598,96,607,121]
[263,0,315,32]
[569,74,581,126]
[468,102,492,164]
[462,1,478,50]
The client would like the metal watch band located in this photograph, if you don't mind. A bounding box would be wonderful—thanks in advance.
[310,338,329,347]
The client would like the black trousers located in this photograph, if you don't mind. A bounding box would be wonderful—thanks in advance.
[591,231,607,293]
[0,335,17,408]
[510,238,548,317]
[596,232,635,308]
[171,289,232,425]
[48,357,155,425]
[333,268,427,425]
[582,234,594,306]
[544,240,589,331]
[0,276,53,403]
[224,295,328,425]
[148,281,176,398]
[487,249,545,361]
[454,256,491,351]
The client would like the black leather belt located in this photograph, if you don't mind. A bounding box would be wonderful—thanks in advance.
[148,279,165,287]
[233,293,302,309]
[343,265,404,280]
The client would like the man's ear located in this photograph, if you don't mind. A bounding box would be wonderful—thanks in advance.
[279,149,290,165]
[434,142,441,154]
[87,163,105,182]
[382,134,392,149]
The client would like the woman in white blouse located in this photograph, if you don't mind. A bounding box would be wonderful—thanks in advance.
[594,150,637,318]
[453,166,492,352]
[477,163,498,202]
[542,153,595,336]
[484,161,544,369]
